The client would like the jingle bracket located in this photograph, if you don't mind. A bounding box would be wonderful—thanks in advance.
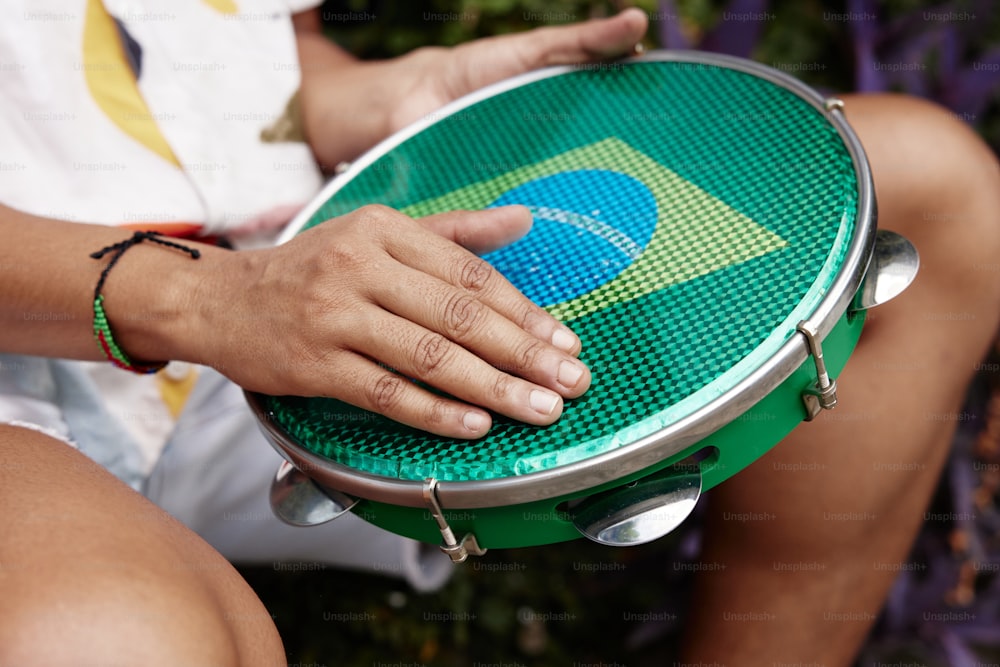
[570,464,702,547]
[270,460,359,527]
[421,478,487,563]
[851,229,920,312]
[797,321,838,421]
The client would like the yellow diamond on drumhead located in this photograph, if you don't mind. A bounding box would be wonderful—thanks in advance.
[403,138,788,321]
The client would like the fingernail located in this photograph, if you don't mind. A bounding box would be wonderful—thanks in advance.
[551,326,577,352]
[558,360,584,388]
[529,389,560,415]
[463,411,489,433]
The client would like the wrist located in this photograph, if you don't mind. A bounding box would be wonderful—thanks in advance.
[97,238,230,368]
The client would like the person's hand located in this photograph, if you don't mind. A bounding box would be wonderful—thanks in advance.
[193,205,591,439]
[382,8,649,134]
[295,9,649,166]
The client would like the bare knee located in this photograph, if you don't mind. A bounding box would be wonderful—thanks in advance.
[0,571,244,666]
[843,93,1000,345]
[843,93,999,193]
[844,93,1000,273]
[0,425,285,666]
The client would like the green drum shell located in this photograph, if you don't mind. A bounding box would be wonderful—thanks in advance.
[248,51,877,549]
[250,308,865,547]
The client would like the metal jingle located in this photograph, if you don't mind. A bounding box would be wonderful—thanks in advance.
[853,229,920,311]
[570,466,703,547]
[270,460,359,527]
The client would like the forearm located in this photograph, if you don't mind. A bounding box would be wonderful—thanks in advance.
[0,205,227,365]
[295,31,399,168]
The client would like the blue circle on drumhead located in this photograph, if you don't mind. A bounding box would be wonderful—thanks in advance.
[483,169,658,307]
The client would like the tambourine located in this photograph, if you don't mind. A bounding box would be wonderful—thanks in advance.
[247,51,918,561]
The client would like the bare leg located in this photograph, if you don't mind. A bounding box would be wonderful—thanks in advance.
[0,425,286,666]
[680,94,1000,666]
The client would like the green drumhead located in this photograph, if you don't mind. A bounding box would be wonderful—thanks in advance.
[265,59,859,482]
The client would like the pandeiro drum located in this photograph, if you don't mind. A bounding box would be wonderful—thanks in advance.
[246,51,917,561]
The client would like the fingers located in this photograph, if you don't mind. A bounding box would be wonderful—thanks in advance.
[438,9,648,101]
[418,206,533,255]
[515,8,649,69]
[330,283,589,437]
[371,265,590,394]
[319,350,497,438]
[379,209,583,357]
[344,310,583,434]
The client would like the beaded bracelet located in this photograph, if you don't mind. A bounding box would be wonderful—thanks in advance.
[90,231,201,374]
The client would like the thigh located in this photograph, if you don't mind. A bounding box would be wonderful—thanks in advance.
[0,424,285,666]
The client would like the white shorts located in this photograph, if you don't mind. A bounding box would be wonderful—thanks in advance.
[0,354,453,592]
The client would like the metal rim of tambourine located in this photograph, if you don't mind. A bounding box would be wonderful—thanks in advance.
[252,50,883,513]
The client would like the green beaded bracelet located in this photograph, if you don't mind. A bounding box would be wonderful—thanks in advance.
[90,231,200,375]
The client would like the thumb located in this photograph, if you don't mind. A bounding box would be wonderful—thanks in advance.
[418,205,533,255]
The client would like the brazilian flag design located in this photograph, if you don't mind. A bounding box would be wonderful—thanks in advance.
[401,138,788,321]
